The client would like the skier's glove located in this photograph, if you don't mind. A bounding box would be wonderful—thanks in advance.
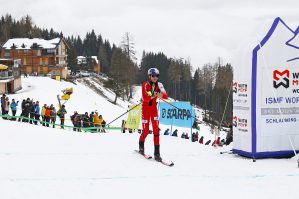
[147,91,153,97]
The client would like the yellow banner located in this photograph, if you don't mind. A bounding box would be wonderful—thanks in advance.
[125,104,141,129]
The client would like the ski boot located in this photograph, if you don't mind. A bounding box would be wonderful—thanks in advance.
[139,141,145,155]
[154,145,162,162]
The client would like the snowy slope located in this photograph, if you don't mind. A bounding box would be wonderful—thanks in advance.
[7,76,224,142]
[11,76,130,127]
[0,119,299,199]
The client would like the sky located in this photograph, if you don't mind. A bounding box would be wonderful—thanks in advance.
[0,0,298,69]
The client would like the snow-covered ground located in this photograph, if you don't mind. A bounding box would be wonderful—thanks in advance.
[1,119,299,199]
[1,76,299,199]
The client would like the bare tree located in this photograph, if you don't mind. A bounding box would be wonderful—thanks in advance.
[121,32,137,99]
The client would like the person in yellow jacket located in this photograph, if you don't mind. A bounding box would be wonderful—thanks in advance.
[93,112,103,132]
[41,104,47,126]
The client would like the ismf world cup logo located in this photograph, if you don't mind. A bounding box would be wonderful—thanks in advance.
[273,70,290,88]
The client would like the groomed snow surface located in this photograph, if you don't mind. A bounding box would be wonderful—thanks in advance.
[0,77,299,199]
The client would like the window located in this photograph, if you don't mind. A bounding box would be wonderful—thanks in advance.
[13,70,20,77]
[4,50,10,57]
[40,58,42,65]
[23,58,27,65]
[47,49,55,54]
[37,50,41,56]
[0,71,9,79]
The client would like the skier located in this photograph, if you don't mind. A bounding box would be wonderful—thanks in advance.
[139,68,168,162]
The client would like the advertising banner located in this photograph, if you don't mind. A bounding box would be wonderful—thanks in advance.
[159,101,194,128]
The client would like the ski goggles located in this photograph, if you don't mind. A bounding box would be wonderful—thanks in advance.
[151,74,159,78]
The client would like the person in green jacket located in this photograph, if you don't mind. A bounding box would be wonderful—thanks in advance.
[57,105,67,129]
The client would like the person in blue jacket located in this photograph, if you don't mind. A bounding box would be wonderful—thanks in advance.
[34,101,40,125]
[10,99,19,120]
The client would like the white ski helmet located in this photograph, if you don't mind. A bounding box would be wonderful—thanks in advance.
[147,68,159,76]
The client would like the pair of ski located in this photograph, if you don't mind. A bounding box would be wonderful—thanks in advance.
[135,150,174,167]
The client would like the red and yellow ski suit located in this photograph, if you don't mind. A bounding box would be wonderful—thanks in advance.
[139,81,168,145]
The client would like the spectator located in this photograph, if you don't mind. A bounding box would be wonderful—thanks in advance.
[212,137,221,147]
[76,114,82,132]
[18,99,26,122]
[172,129,178,137]
[10,99,18,120]
[93,112,102,131]
[57,105,67,129]
[23,98,31,122]
[89,112,94,127]
[34,101,40,125]
[221,139,226,146]
[192,132,196,142]
[181,133,186,139]
[44,106,51,127]
[1,94,6,115]
[121,120,126,133]
[29,101,35,124]
[193,132,199,142]
[199,136,204,144]
[41,104,47,126]
[82,112,90,128]
[185,133,190,139]
[205,140,211,145]
[71,111,79,131]
[100,116,106,133]
[50,106,57,128]
[3,97,10,119]
[164,129,170,135]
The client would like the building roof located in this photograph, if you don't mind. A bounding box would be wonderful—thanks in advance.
[91,56,99,64]
[77,56,99,64]
[2,38,62,50]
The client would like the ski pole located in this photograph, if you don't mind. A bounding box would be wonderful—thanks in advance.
[106,102,142,126]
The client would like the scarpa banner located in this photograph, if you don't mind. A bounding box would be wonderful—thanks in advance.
[159,101,194,128]
[125,104,141,129]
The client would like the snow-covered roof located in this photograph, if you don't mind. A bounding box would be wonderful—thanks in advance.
[77,56,99,64]
[2,38,61,50]
[91,56,99,64]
